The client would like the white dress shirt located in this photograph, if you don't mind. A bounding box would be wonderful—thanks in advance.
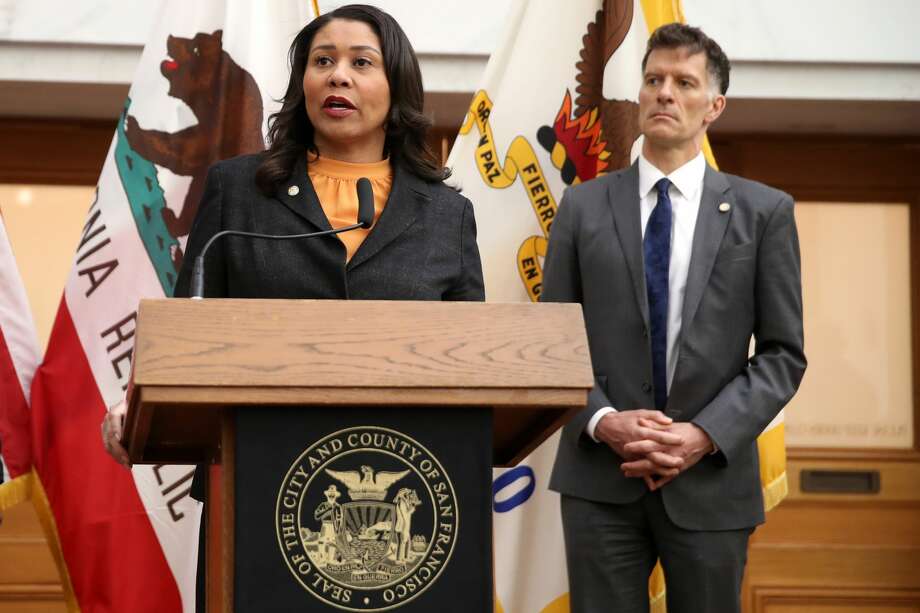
[586,151,706,441]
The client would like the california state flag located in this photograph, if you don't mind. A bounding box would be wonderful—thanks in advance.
[447,1,788,611]
[25,2,317,610]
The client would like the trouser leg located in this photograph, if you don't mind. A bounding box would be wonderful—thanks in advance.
[644,491,752,613]
[561,494,657,613]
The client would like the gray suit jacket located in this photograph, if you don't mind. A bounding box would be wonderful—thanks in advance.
[543,162,806,531]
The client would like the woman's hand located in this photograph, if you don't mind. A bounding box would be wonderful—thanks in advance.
[101,400,131,468]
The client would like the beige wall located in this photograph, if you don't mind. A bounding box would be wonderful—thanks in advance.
[785,201,914,448]
[0,184,93,349]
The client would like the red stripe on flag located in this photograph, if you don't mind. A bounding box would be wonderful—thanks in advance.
[30,300,182,612]
[0,326,32,479]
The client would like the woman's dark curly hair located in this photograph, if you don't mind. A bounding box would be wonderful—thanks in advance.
[255,4,448,194]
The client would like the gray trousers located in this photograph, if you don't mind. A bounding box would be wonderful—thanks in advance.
[561,492,753,613]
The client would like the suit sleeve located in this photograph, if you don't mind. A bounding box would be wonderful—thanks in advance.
[172,164,227,299]
[444,198,485,301]
[692,193,807,465]
[541,189,612,444]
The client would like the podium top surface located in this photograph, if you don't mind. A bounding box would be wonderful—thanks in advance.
[127,299,593,466]
[133,298,591,391]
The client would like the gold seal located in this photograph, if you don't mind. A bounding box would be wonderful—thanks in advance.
[275,426,459,611]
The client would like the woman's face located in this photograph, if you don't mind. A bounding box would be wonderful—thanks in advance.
[303,19,391,162]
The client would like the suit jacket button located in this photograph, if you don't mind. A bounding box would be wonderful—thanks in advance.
[642,326,648,338]
[642,382,652,393]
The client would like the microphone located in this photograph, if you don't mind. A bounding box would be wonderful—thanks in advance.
[189,178,375,299]
[356,177,374,229]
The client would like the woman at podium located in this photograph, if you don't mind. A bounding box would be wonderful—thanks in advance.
[101,4,484,609]
[102,4,484,461]
[178,5,484,302]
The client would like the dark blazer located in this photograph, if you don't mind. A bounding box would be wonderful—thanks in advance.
[174,153,485,502]
[542,162,806,531]
[172,153,484,302]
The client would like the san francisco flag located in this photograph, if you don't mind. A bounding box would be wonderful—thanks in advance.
[22,1,317,610]
[447,1,788,611]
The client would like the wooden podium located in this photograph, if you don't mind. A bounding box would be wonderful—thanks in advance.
[124,299,592,612]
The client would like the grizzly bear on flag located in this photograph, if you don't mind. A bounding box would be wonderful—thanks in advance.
[125,30,265,271]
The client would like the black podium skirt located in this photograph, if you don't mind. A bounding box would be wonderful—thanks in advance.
[197,406,493,613]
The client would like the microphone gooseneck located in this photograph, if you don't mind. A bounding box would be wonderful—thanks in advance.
[189,178,375,299]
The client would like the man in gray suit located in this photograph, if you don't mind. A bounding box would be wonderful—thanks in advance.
[542,23,806,613]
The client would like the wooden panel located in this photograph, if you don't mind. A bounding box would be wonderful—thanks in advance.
[785,454,920,504]
[0,540,65,584]
[747,540,920,588]
[139,385,587,407]
[745,460,920,612]
[0,603,66,613]
[753,587,920,613]
[128,393,579,467]
[0,504,66,612]
[709,136,920,202]
[126,299,591,466]
[764,602,919,612]
[207,465,223,613]
[206,416,237,613]
[753,504,920,547]
[133,299,592,390]
[0,591,66,613]
[0,118,114,185]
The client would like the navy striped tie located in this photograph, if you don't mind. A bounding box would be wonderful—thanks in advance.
[644,178,672,410]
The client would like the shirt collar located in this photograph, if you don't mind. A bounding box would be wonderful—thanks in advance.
[638,150,706,201]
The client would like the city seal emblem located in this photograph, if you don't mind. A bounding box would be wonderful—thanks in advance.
[275,426,459,611]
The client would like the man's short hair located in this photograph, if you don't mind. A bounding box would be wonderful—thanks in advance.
[641,23,731,96]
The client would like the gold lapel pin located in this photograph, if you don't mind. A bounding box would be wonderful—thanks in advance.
[288,185,300,196]
[719,202,731,213]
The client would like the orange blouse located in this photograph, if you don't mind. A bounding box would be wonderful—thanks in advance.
[307,154,393,262]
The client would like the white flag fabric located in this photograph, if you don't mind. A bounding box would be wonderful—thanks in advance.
[26,2,317,610]
[449,1,653,609]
